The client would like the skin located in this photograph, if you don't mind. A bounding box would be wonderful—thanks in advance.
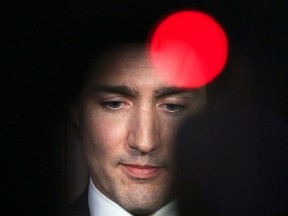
[71,45,207,215]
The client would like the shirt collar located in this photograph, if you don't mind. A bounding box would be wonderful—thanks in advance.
[88,179,178,216]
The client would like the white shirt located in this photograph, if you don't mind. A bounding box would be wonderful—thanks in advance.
[88,179,178,216]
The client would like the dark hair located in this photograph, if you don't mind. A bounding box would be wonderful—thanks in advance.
[59,2,183,104]
[59,1,236,113]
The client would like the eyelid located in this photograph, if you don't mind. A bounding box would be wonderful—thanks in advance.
[98,97,131,112]
[158,103,188,116]
[96,94,126,100]
[96,94,132,103]
[158,96,188,104]
[158,95,192,112]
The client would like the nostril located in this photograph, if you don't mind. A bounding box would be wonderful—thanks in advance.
[128,130,160,154]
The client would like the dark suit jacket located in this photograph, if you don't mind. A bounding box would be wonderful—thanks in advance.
[176,109,288,216]
[62,188,90,216]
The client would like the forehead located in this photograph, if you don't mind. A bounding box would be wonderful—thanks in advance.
[86,45,167,88]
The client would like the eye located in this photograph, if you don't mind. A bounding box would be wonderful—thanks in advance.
[162,103,186,113]
[101,101,127,111]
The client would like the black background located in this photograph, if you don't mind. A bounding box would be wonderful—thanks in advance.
[3,0,287,215]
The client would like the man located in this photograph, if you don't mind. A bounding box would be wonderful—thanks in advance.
[66,44,207,215]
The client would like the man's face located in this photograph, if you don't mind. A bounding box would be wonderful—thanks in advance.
[72,46,207,215]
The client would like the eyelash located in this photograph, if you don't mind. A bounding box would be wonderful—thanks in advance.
[161,103,187,114]
[99,100,188,114]
[100,101,128,111]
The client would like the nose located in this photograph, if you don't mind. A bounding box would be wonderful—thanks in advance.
[128,106,161,154]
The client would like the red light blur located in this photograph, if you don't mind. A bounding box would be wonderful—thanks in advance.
[147,10,228,88]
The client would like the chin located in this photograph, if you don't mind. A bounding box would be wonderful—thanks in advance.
[124,202,162,216]
[115,183,171,214]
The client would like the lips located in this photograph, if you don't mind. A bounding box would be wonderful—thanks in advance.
[121,164,163,179]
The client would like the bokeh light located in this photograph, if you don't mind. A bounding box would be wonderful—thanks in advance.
[147,10,228,88]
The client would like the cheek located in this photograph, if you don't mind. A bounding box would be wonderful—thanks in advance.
[160,115,192,156]
[80,111,128,154]
[158,117,179,150]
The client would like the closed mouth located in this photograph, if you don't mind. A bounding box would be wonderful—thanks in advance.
[121,163,164,180]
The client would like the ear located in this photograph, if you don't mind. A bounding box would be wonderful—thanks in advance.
[70,103,80,129]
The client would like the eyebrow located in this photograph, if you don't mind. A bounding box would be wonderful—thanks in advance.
[155,86,195,98]
[90,85,138,97]
[90,84,195,98]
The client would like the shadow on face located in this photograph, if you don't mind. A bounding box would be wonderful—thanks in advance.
[70,44,208,214]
